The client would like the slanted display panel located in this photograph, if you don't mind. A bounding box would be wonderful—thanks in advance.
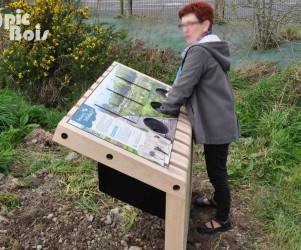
[68,63,178,168]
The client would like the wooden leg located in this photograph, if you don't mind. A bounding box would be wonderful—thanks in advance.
[164,144,193,250]
[165,194,186,250]
[164,175,192,249]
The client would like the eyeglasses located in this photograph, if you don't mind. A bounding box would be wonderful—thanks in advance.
[178,21,201,29]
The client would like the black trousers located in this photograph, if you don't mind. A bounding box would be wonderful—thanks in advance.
[203,143,231,222]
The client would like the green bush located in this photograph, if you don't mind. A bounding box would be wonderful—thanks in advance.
[280,24,301,41]
[0,0,125,108]
[0,0,181,109]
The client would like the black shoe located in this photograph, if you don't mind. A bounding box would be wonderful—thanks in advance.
[196,218,232,235]
[194,197,217,208]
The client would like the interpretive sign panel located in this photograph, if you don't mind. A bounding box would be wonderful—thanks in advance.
[67,63,177,168]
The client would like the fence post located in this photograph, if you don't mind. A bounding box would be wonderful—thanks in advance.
[214,0,225,23]
[120,0,124,16]
[126,0,132,17]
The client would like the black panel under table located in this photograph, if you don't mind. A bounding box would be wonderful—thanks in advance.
[97,162,166,220]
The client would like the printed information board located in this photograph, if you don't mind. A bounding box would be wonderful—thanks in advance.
[68,63,178,168]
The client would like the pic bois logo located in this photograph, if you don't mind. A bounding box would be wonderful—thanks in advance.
[0,8,49,41]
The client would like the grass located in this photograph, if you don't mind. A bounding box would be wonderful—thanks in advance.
[76,195,103,215]
[256,167,301,249]
[120,204,141,230]
[235,65,301,180]
[38,151,117,207]
[0,88,64,172]
[9,141,142,230]
[0,192,19,215]
[0,88,65,130]
[280,24,301,42]
[49,151,142,230]
[227,63,301,249]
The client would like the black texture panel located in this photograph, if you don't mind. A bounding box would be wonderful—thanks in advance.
[97,162,166,219]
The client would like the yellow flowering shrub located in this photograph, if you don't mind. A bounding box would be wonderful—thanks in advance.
[0,0,125,107]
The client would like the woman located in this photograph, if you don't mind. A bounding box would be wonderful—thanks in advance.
[157,2,241,235]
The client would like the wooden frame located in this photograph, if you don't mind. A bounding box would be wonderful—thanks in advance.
[52,61,193,250]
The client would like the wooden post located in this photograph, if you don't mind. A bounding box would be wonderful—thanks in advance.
[120,0,124,16]
[214,0,225,23]
[126,0,132,17]
[165,143,192,250]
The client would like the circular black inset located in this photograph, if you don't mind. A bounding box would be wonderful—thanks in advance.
[106,154,113,160]
[156,88,169,97]
[61,133,68,139]
[150,101,162,111]
[173,185,180,191]
[143,118,169,134]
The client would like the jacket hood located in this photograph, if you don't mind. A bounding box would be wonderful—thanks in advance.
[195,41,232,72]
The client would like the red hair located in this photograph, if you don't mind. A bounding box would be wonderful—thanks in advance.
[179,2,214,31]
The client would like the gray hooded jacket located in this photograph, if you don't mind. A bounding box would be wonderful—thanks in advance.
[159,41,241,144]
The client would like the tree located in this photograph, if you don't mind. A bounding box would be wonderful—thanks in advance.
[243,0,301,50]
[118,0,132,17]
[126,0,132,17]
[214,0,225,23]
[252,0,275,50]
[120,0,124,16]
